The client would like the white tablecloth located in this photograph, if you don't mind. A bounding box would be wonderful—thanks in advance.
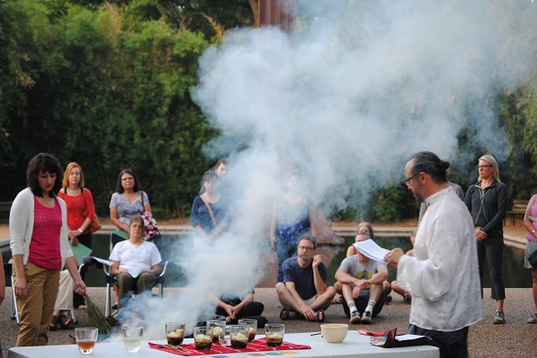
[8,332,438,358]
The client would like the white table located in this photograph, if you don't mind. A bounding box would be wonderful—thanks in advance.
[8,332,438,358]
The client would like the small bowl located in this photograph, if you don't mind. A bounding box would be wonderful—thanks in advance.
[320,324,348,343]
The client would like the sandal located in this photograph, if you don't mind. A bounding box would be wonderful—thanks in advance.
[314,309,325,323]
[280,308,290,320]
[50,315,61,331]
[59,313,73,329]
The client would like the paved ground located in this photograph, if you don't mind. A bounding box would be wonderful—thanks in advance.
[1,287,537,358]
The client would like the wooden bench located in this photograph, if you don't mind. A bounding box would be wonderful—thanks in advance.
[506,199,529,225]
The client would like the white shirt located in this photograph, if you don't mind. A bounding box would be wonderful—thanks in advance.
[109,240,161,277]
[397,187,483,331]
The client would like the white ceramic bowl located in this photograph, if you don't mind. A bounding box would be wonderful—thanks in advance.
[320,324,348,343]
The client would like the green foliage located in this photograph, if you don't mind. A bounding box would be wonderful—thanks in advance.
[0,0,214,217]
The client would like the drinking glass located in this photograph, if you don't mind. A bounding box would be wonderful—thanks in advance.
[165,322,185,346]
[206,320,226,344]
[265,323,285,347]
[229,324,249,349]
[193,326,212,351]
[238,318,257,342]
[121,326,144,353]
[75,327,98,355]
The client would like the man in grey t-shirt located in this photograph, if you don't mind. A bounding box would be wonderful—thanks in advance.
[335,237,388,325]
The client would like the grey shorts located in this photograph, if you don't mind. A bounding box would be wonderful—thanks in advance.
[279,295,317,310]
[524,240,537,269]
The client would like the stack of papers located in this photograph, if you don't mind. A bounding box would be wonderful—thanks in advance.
[353,239,391,264]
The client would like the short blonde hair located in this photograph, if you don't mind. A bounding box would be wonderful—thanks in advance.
[62,162,85,188]
[478,154,500,181]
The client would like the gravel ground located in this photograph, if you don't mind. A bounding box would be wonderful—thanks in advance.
[2,287,537,358]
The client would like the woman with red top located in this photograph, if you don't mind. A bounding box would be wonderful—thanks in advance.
[57,162,96,310]
[57,162,96,250]
[9,153,86,346]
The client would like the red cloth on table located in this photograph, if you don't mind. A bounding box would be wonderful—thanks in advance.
[148,338,311,356]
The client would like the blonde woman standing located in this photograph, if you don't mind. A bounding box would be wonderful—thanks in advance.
[464,154,508,324]
[57,162,96,310]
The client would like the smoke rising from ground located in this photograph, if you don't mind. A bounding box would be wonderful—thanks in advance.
[116,0,537,338]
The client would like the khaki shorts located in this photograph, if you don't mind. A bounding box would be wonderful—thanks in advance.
[279,295,317,310]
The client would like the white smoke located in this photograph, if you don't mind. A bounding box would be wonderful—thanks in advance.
[116,0,537,339]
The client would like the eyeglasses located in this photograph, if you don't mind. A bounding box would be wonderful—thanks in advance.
[402,173,419,187]
[298,246,314,251]
[477,165,493,169]
[121,177,134,181]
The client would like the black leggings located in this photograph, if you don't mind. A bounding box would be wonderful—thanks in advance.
[215,298,264,320]
[477,236,505,300]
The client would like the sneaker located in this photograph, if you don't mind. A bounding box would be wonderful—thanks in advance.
[527,313,537,324]
[361,310,372,324]
[493,310,505,324]
[350,310,361,324]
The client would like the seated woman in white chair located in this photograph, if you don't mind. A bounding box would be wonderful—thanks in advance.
[110,216,162,310]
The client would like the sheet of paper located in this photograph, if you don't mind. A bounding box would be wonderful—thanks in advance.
[395,334,428,341]
[354,239,391,264]
[70,242,92,264]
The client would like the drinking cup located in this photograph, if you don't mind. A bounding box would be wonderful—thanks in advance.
[265,323,285,347]
[238,319,257,342]
[193,326,213,351]
[165,322,185,346]
[75,327,98,355]
[229,324,249,349]
[121,326,144,353]
[206,320,226,344]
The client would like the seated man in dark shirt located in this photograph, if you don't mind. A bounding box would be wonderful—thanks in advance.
[275,234,336,322]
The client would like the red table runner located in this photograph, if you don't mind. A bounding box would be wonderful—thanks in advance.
[149,338,311,356]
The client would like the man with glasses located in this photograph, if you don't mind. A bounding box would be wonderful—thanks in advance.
[385,151,482,358]
[275,234,336,322]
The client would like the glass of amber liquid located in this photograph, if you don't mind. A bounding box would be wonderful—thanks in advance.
[75,327,98,354]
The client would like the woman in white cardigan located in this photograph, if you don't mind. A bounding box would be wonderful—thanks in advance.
[10,153,86,346]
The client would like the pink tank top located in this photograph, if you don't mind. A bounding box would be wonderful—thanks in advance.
[526,195,537,242]
[28,196,62,269]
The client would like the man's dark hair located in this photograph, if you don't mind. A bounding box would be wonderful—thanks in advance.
[409,151,450,184]
[27,153,63,198]
[298,232,316,250]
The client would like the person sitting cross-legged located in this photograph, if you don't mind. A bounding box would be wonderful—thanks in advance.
[334,237,389,325]
[110,216,162,310]
[275,234,336,322]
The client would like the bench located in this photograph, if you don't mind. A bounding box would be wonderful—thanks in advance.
[506,199,529,225]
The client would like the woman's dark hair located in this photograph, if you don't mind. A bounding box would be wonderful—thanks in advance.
[27,153,63,198]
[115,169,140,193]
[202,170,218,184]
[409,151,449,184]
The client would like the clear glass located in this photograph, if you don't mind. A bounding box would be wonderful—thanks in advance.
[193,326,212,351]
[206,320,226,344]
[75,327,98,355]
[229,324,250,349]
[165,322,185,346]
[238,318,257,342]
[121,326,144,353]
[265,323,285,347]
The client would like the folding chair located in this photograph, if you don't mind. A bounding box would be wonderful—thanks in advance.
[5,262,76,324]
[4,262,19,323]
[79,256,169,317]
